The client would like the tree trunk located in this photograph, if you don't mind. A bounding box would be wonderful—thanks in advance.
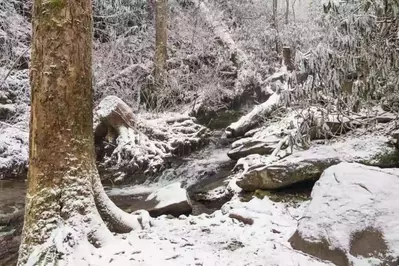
[18,1,144,264]
[272,0,279,53]
[291,0,296,22]
[273,0,278,28]
[155,0,168,88]
[285,0,289,24]
[282,46,294,71]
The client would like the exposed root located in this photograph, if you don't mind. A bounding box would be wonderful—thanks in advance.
[18,172,146,265]
[92,171,151,233]
[22,215,115,266]
[94,96,209,178]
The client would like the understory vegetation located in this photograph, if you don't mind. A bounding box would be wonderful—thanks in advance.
[2,0,399,265]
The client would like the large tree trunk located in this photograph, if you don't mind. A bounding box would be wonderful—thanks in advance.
[18,1,144,264]
[154,0,168,87]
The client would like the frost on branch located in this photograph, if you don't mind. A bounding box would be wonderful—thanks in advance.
[94,96,209,180]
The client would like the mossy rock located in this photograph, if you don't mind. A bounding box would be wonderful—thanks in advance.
[240,185,311,204]
[362,149,399,168]
[237,158,340,191]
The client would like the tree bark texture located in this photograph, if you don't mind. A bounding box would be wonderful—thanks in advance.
[155,0,168,87]
[18,0,114,264]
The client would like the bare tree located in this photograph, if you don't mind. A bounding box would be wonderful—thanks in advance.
[273,0,278,28]
[154,0,168,88]
[272,0,279,53]
[285,0,289,24]
[291,0,297,22]
[18,0,144,264]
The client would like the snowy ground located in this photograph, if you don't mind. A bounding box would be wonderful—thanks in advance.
[66,197,332,266]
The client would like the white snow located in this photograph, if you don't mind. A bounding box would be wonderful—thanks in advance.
[277,134,392,165]
[295,162,399,264]
[23,194,337,265]
[226,92,281,137]
[106,185,156,197]
[146,182,190,209]
[0,125,28,179]
[84,196,333,266]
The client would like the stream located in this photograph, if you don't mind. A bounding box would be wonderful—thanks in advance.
[0,130,313,265]
[0,131,237,265]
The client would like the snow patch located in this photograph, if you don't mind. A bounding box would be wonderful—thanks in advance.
[146,182,190,209]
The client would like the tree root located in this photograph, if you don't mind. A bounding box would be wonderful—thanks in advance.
[92,171,151,233]
[94,96,209,177]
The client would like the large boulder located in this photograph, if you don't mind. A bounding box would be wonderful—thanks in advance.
[289,163,399,266]
[114,182,193,217]
[237,157,340,191]
[236,135,398,191]
[145,182,193,217]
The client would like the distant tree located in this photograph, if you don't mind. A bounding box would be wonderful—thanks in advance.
[272,0,279,53]
[285,0,289,24]
[272,0,278,28]
[18,0,141,264]
[154,0,168,88]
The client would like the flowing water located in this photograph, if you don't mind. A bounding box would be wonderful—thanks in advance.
[0,131,313,265]
[0,132,236,265]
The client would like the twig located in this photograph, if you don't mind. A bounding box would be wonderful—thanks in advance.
[271,135,289,157]
[0,47,30,89]
[96,63,149,88]
[0,121,28,132]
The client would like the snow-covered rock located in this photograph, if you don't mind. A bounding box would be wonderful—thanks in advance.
[236,135,397,191]
[227,135,281,160]
[0,104,16,120]
[290,163,399,266]
[0,126,28,179]
[145,182,192,217]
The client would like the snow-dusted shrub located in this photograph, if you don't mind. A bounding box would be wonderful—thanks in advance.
[0,0,31,69]
[295,0,399,112]
[93,0,232,112]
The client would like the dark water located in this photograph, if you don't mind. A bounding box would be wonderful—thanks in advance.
[0,133,315,265]
[0,180,26,266]
[0,140,236,265]
[0,180,26,214]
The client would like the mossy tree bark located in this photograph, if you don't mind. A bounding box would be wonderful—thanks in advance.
[18,0,142,264]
